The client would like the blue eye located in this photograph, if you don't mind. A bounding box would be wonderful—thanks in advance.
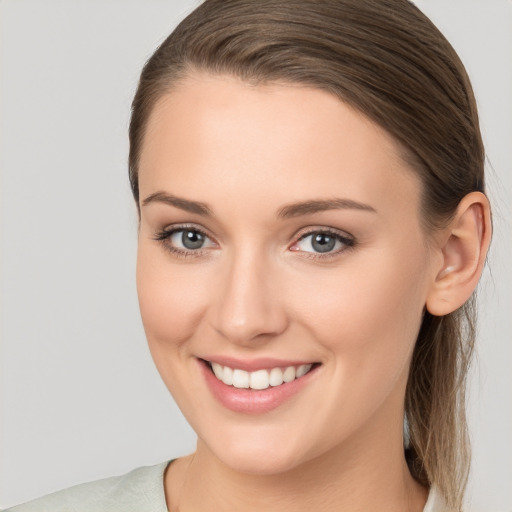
[293,230,354,256]
[154,226,216,257]
[170,229,209,250]
[154,225,354,260]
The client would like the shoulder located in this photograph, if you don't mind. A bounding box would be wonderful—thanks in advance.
[3,461,171,512]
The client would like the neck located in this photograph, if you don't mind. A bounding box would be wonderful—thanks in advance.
[165,407,428,512]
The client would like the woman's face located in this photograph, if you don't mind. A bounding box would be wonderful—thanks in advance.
[136,74,437,474]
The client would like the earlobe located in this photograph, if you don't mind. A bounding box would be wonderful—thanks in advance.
[426,191,492,317]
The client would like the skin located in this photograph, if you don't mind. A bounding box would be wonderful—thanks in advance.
[135,73,489,511]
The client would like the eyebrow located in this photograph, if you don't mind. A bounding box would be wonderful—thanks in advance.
[277,198,377,218]
[142,191,213,216]
[141,191,377,218]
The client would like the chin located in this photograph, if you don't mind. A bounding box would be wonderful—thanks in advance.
[219,449,303,476]
[202,428,313,476]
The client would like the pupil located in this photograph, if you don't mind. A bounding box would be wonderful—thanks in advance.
[182,230,204,249]
[312,233,335,253]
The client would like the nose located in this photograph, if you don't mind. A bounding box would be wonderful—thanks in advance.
[211,248,289,346]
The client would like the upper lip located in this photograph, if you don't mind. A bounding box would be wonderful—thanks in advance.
[199,356,318,372]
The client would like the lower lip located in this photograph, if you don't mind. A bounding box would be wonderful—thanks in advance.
[199,360,319,414]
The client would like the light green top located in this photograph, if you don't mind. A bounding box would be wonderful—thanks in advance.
[3,462,169,512]
[3,460,448,511]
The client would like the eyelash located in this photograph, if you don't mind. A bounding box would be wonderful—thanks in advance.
[153,224,356,261]
[153,224,213,260]
[294,228,355,260]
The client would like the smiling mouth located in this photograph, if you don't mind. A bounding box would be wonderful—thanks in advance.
[203,360,320,391]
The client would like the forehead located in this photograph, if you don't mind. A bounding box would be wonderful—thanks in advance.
[138,73,422,221]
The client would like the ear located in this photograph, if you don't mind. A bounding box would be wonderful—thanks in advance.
[426,191,492,316]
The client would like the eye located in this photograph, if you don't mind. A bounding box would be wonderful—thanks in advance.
[154,226,217,257]
[290,229,354,257]
[170,229,212,250]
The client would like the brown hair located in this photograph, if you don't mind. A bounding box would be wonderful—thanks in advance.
[129,1,485,509]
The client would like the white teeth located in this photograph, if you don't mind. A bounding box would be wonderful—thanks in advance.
[283,366,296,383]
[296,364,312,378]
[250,369,270,390]
[269,367,284,387]
[232,369,250,389]
[212,362,223,380]
[209,362,314,390]
[222,366,233,386]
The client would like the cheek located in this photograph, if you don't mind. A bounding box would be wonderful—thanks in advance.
[136,244,210,350]
[277,246,430,446]
[291,245,428,384]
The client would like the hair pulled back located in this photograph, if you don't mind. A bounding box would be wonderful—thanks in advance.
[129,1,485,509]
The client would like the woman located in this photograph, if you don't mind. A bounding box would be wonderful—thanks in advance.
[4,0,493,511]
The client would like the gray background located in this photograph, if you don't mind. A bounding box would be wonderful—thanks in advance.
[0,1,510,510]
